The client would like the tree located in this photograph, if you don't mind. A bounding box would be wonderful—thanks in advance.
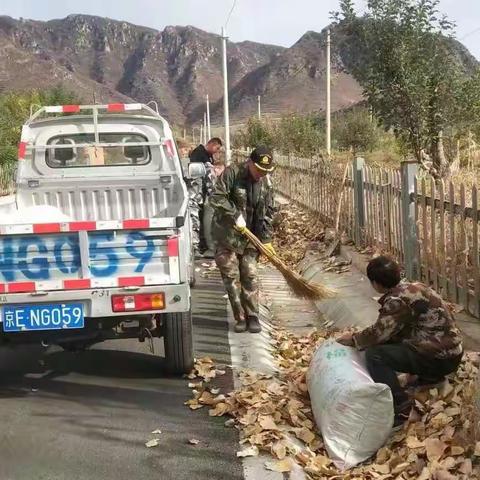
[0,86,80,165]
[233,117,274,150]
[334,0,471,176]
[332,107,379,154]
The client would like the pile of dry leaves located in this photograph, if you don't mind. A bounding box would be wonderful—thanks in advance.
[185,326,480,479]
[274,204,326,267]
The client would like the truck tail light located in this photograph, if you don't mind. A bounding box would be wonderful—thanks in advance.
[111,293,165,312]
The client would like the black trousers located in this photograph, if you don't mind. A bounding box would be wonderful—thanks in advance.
[365,343,462,413]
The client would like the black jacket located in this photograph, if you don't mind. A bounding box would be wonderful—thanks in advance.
[189,144,212,164]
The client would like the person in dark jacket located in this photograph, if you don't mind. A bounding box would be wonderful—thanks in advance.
[210,146,275,334]
[338,256,463,427]
[189,138,223,255]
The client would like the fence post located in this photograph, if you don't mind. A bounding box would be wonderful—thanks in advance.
[353,157,365,246]
[401,160,419,280]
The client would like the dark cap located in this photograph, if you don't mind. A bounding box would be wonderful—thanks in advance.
[250,146,274,172]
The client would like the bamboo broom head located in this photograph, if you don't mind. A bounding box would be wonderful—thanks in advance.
[241,228,336,301]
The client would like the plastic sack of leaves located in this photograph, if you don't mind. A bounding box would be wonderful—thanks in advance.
[306,340,394,470]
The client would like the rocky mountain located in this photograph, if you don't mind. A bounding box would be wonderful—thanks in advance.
[0,14,477,127]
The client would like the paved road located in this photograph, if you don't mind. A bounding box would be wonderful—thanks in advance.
[0,269,243,480]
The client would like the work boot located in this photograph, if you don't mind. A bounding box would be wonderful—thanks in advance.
[234,319,247,333]
[247,316,262,334]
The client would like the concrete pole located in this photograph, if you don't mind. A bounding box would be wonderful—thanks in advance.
[257,95,261,120]
[206,94,211,140]
[326,28,331,157]
[200,124,203,145]
[221,27,231,164]
[203,112,207,144]
[183,128,186,139]
[192,127,195,143]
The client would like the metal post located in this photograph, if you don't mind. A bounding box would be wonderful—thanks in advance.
[326,29,331,157]
[353,157,365,246]
[206,95,211,140]
[401,160,419,279]
[257,95,261,120]
[221,27,231,164]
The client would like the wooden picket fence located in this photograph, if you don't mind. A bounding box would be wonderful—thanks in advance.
[233,151,480,318]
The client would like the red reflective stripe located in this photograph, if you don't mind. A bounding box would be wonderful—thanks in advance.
[62,105,80,113]
[68,221,97,231]
[63,279,91,290]
[18,142,27,159]
[0,284,5,294]
[8,282,36,293]
[164,139,175,157]
[167,236,179,257]
[107,103,125,112]
[123,219,150,229]
[33,223,61,234]
[118,276,145,287]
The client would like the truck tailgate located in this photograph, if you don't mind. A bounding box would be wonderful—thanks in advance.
[0,229,180,293]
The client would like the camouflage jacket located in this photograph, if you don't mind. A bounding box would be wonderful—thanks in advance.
[353,282,463,359]
[210,162,275,254]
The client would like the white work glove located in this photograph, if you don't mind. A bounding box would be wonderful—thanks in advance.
[234,214,247,232]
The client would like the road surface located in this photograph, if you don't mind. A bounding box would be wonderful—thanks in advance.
[0,268,243,480]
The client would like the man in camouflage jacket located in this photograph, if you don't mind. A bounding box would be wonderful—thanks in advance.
[210,146,275,334]
[338,256,463,427]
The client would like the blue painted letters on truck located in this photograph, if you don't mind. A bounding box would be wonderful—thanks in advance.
[0,231,157,282]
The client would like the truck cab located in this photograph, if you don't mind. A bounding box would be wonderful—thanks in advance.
[0,103,203,373]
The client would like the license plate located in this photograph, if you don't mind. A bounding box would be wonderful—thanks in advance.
[2,304,84,332]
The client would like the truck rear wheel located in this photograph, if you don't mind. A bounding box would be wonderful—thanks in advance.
[164,308,194,374]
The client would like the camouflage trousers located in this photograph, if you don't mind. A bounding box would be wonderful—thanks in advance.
[215,247,259,321]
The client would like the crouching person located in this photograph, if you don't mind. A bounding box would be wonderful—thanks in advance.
[338,256,463,427]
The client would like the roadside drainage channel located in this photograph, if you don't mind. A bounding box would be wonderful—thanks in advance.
[225,264,317,480]
[298,250,378,332]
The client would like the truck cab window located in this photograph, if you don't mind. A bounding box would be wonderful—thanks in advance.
[46,133,151,168]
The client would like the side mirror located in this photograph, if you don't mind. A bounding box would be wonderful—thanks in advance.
[188,162,206,179]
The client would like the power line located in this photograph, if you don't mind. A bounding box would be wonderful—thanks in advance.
[225,0,237,29]
[460,27,480,41]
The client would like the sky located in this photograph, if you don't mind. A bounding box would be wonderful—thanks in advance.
[1,0,480,58]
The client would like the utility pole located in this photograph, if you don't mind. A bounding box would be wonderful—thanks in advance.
[183,128,186,139]
[200,124,203,145]
[257,95,261,120]
[206,94,211,140]
[203,112,207,144]
[326,28,331,157]
[221,27,231,164]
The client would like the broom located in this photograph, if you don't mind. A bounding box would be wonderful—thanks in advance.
[240,227,336,301]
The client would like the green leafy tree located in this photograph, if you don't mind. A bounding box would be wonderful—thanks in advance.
[334,0,470,176]
[273,114,324,156]
[233,117,274,150]
[0,86,80,165]
[332,107,379,154]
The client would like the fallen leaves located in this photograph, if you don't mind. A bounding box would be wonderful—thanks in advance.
[184,255,480,480]
[145,439,160,448]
